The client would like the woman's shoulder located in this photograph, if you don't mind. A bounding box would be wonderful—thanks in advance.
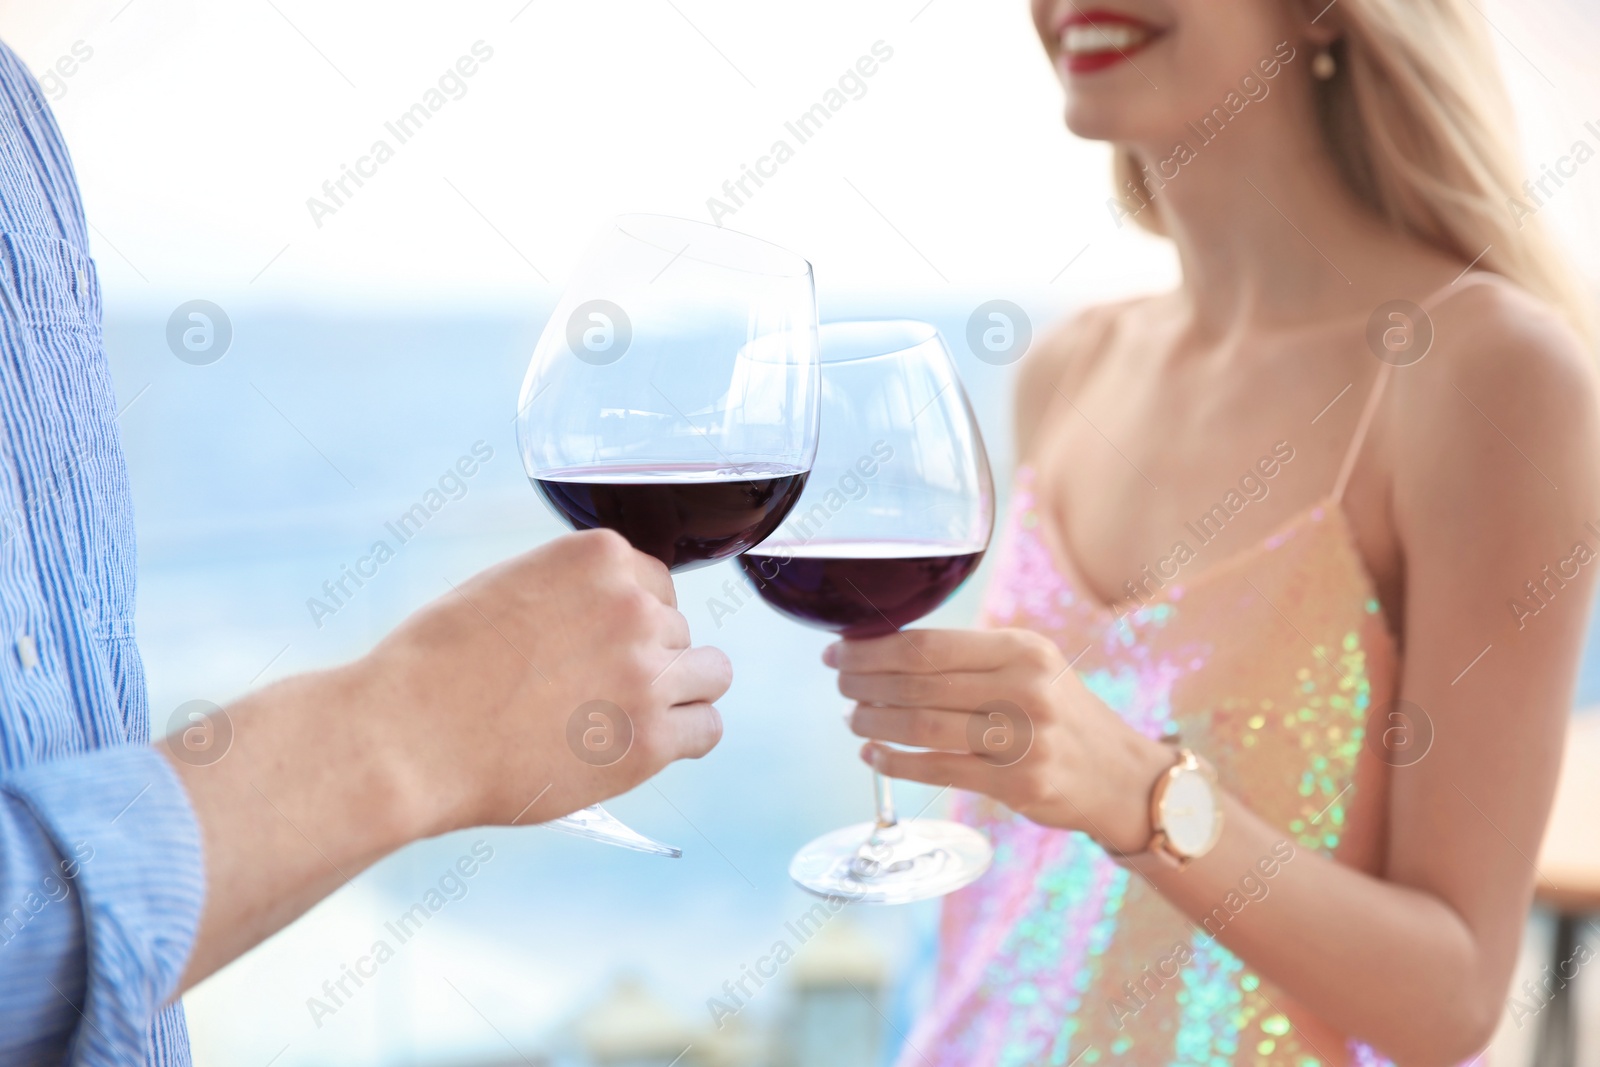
[1390,276,1595,426]
[1387,273,1599,517]
[1012,293,1164,459]
[1017,293,1158,390]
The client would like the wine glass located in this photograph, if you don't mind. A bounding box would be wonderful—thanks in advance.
[517,214,819,856]
[738,320,995,903]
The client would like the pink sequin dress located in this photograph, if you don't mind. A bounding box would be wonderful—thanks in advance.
[903,282,1497,1066]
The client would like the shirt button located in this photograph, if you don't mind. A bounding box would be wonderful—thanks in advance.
[75,268,86,296]
[16,634,38,670]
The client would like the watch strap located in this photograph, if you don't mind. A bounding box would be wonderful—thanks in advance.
[1102,747,1217,869]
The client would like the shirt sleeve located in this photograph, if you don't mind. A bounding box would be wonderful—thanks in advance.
[0,743,204,1066]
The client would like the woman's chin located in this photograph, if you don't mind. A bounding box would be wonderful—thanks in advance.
[1062,99,1184,152]
[1068,111,1132,144]
[1063,111,1116,143]
[1061,99,1143,143]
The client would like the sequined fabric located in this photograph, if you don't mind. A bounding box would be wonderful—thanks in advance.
[903,466,1404,1066]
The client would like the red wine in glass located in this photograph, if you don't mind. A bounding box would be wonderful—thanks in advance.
[534,464,809,572]
[739,319,995,905]
[739,542,984,636]
[515,214,820,856]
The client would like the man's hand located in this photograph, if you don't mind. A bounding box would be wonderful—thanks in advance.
[168,529,730,988]
[372,527,730,832]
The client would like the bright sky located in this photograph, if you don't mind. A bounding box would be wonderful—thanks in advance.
[1,0,1596,312]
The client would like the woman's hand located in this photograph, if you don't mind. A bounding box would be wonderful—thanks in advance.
[828,627,1173,853]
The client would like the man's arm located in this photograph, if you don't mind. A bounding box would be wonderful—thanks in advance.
[172,527,729,989]
[0,524,729,1065]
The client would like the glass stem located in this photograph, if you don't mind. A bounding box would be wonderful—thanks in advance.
[873,769,898,829]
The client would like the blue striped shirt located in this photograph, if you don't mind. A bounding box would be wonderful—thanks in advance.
[0,39,202,1067]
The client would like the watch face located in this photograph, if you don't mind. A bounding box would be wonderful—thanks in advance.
[1161,768,1219,857]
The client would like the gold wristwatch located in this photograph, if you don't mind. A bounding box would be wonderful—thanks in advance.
[1140,747,1224,869]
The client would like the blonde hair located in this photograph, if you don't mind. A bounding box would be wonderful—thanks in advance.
[1114,0,1594,343]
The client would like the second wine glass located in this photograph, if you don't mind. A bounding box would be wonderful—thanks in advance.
[739,320,996,903]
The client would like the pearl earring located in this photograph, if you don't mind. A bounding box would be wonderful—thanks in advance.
[1312,47,1337,80]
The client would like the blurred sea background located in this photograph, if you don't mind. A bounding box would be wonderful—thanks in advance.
[6,0,1600,1062]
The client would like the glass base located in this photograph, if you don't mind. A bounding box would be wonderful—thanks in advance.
[542,804,682,858]
[789,819,993,904]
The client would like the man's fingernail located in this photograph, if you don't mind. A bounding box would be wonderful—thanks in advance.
[862,743,879,767]
[823,643,840,667]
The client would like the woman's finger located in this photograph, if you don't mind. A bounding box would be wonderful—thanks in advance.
[826,627,1059,676]
[850,704,977,752]
[839,667,1017,712]
[861,742,994,793]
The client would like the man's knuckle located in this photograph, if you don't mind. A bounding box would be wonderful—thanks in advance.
[589,526,631,555]
[615,652,655,692]
[700,704,725,751]
[567,527,614,561]
[612,588,655,629]
[703,649,734,696]
[633,717,672,765]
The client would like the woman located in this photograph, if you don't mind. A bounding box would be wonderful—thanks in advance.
[834,0,1599,1063]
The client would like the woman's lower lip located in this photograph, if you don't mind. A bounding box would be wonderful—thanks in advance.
[1062,34,1160,74]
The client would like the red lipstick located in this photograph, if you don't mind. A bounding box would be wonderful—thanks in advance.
[1057,8,1167,75]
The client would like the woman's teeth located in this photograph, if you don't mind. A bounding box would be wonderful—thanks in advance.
[1061,24,1151,56]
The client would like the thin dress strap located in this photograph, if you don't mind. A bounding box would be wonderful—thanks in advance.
[1330,271,1501,503]
[1331,363,1392,504]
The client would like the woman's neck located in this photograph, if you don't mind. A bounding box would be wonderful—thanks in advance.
[1127,95,1403,341]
